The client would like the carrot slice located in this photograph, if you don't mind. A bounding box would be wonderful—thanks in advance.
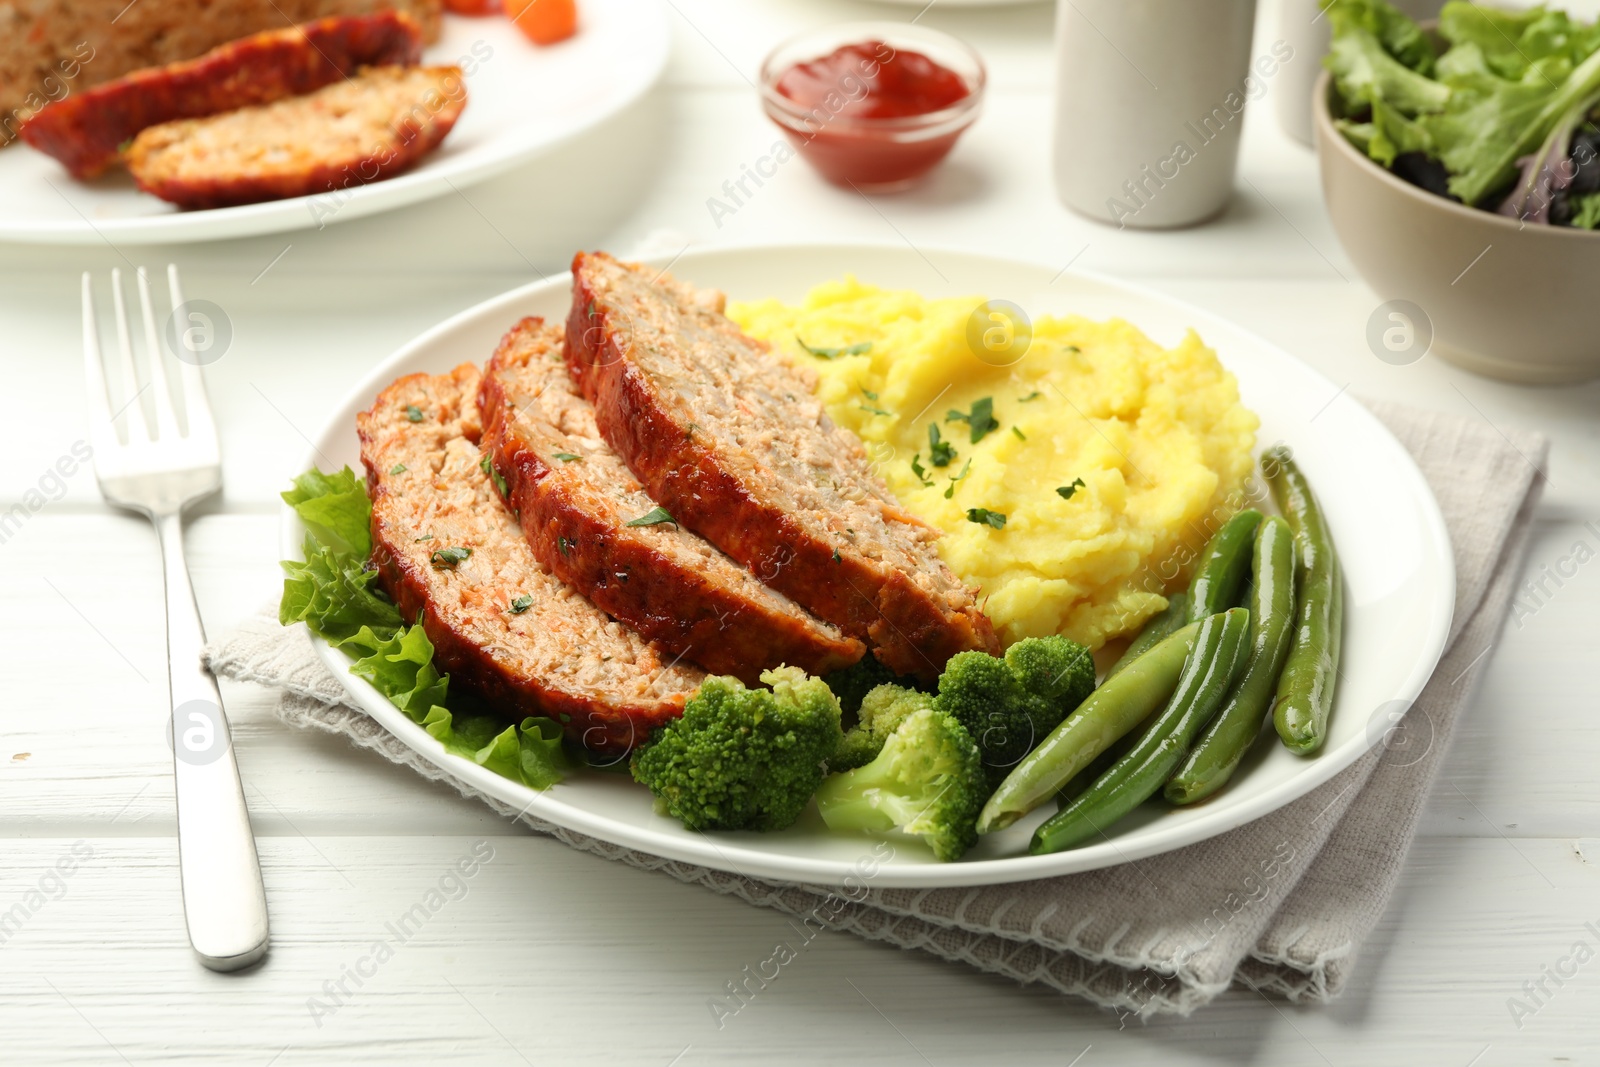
[507,0,577,45]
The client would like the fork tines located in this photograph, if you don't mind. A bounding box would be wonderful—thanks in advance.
[82,265,216,454]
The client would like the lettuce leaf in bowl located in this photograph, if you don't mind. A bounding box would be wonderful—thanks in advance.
[1428,50,1600,205]
[279,466,573,791]
[1326,21,1451,116]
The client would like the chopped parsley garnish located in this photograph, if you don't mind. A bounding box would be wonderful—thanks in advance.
[509,594,534,614]
[389,463,407,475]
[859,403,891,417]
[860,386,879,401]
[943,459,972,500]
[947,397,998,444]
[1011,426,1027,441]
[624,506,678,529]
[927,424,957,467]
[430,546,471,568]
[585,300,596,319]
[479,453,508,497]
[797,335,872,360]
[553,452,582,462]
[685,423,699,441]
[413,534,433,542]
[1057,478,1087,500]
[832,548,842,563]
[966,507,1007,530]
[405,405,424,423]
[910,453,933,487]
[1018,390,1042,402]
[557,536,575,558]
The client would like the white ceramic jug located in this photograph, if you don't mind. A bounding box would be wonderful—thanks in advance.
[1052,0,1261,228]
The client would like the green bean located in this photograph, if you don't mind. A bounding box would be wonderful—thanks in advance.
[977,621,1202,833]
[1032,609,1252,855]
[1105,591,1190,680]
[1262,446,1343,754]
[1165,516,1296,804]
[1188,509,1263,622]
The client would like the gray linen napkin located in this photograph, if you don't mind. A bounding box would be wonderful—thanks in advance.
[206,400,1546,1016]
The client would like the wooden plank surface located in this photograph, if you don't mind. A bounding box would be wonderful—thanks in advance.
[0,0,1596,1061]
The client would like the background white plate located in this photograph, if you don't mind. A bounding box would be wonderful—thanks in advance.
[282,244,1455,888]
[0,0,668,245]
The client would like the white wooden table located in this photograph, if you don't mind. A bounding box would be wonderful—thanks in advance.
[2,1,1597,1062]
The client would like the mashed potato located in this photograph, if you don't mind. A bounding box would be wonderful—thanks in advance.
[729,278,1260,650]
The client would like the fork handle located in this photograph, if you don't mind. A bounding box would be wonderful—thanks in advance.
[157,510,271,972]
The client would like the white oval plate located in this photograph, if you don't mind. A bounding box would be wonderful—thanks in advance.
[283,244,1455,888]
[0,1,668,245]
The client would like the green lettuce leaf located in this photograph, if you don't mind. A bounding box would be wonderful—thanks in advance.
[1437,2,1594,79]
[349,624,574,790]
[1325,0,1437,75]
[279,539,403,646]
[1426,46,1600,204]
[280,466,574,792]
[282,466,372,559]
[1325,25,1452,116]
[1368,97,1435,166]
[1570,190,1600,227]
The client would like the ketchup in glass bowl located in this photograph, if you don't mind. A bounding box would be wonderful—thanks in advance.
[760,23,986,192]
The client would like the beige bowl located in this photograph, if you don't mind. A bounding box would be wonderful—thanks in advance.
[1315,69,1600,384]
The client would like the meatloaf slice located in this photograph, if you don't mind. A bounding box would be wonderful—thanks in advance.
[565,251,1000,681]
[478,317,866,684]
[18,13,424,179]
[0,0,442,147]
[124,64,465,210]
[358,363,705,753]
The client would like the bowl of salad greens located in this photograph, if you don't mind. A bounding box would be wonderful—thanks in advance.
[1315,0,1600,383]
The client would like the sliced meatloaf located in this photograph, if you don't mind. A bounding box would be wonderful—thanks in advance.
[565,251,1000,681]
[0,0,441,146]
[358,363,705,753]
[124,64,465,209]
[18,13,424,178]
[478,317,866,684]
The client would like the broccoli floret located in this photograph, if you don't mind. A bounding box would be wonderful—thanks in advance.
[814,707,987,862]
[832,684,936,772]
[934,635,1095,785]
[630,666,843,832]
[821,654,906,718]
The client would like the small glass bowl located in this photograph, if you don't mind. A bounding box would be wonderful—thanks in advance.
[759,21,987,193]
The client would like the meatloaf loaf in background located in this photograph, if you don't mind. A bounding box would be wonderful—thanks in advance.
[478,317,866,684]
[18,13,424,178]
[0,0,441,143]
[566,251,1000,682]
[124,64,465,209]
[358,363,705,753]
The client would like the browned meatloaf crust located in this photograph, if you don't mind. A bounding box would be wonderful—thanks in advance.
[18,13,424,178]
[0,0,441,146]
[358,363,705,753]
[124,64,465,209]
[478,317,866,685]
[565,251,1000,682]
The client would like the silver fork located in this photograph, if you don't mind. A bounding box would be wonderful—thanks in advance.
[83,265,269,972]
